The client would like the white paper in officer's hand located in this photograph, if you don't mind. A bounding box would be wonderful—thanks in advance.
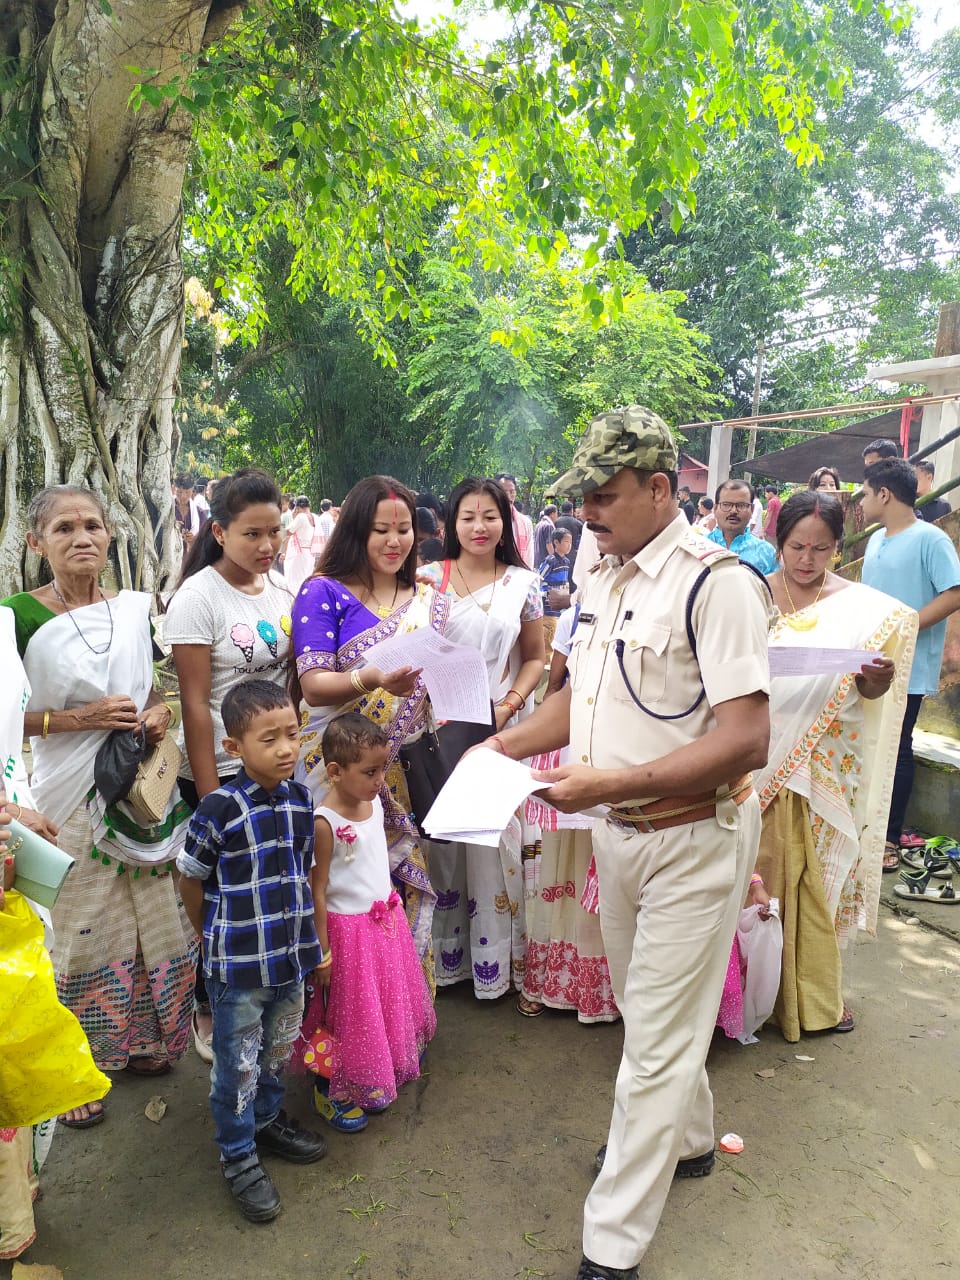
[422,748,549,844]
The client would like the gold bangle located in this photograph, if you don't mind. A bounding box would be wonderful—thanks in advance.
[5,802,22,822]
[505,688,527,710]
[42,710,50,739]
[350,669,372,696]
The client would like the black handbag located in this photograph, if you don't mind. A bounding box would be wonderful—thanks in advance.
[400,706,495,840]
[94,725,147,806]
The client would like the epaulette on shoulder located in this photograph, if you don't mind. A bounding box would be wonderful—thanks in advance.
[679,527,737,568]
[588,559,603,574]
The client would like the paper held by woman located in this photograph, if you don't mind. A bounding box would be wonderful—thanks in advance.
[768,646,883,677]
[362,627,490,724]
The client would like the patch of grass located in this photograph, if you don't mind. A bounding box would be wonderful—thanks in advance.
[521,1230,565,1254]
[419,1188,465,1233]
[339,1194,398,1221]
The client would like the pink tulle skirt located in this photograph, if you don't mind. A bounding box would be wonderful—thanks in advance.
[716,937,745,1039]
[296,892,436,1109]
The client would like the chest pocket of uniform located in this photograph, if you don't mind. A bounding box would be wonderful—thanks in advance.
[567,631,590,691]
[612,621,671,705]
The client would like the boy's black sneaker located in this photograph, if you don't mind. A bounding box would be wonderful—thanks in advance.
[256,1110,327,1163]
[221,1153,281,1222]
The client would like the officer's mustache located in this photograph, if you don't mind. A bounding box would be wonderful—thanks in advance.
[586,522,610,534]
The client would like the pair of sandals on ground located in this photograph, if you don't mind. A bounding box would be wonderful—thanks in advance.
[884,831,960,904]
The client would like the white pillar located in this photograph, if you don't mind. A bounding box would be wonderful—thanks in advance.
[706,423,731,499]
[866,355,960,509]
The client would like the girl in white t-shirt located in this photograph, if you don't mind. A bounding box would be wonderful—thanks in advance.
[163,466,293,1058]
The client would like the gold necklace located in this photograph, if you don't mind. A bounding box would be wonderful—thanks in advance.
[366,580,399,619]
[781,572,827,631]
[456,561,500,613]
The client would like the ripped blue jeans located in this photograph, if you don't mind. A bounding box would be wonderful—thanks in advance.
[207,978,305,1162]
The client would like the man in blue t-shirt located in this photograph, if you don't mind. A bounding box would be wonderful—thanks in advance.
[706,479,778,574]
[860,458,960,870]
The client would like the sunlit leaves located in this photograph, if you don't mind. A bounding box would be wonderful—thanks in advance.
[124,0,901,359]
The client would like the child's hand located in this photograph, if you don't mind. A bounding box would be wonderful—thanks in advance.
[314,962,332,989]
[747,875,772,919]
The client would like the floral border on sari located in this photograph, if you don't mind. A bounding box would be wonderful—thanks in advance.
[758,606,911,813]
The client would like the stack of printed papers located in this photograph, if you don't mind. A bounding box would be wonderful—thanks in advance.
[422,748,550,846]
[362,627,490,724]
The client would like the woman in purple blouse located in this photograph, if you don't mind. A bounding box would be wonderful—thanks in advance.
[291,476,449,990]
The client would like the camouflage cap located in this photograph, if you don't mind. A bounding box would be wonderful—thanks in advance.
[554,406,677,496]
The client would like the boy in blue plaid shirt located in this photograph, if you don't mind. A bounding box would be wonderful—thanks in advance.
[178,681,326,1223]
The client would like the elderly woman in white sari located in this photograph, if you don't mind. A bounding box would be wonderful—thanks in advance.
[755,491,917,1040]
[419,477,545,1000]
[1,486,196,1124]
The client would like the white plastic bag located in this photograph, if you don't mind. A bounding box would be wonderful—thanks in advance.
[735,900,783,1045]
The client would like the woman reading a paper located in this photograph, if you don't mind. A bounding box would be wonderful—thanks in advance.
[756,491,916,1039]
[418,478,545,1000]
[292,475,450,988]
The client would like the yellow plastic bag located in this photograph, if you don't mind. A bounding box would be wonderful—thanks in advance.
[0,891,111,1127]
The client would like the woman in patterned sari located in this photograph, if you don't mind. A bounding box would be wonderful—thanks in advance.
[292,476,449,994]
[755,491,917,1040]
[1,486,196,1123]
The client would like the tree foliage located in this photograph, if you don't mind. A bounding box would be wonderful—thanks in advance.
[624,8,960,452]
[0,0,907,592]
[153,0,887,362]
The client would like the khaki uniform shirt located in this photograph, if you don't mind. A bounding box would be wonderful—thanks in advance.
[568,514,770,804]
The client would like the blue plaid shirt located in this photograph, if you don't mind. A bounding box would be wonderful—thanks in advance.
[177,770,320,989]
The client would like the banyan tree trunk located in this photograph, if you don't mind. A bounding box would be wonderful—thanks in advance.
[0,0,242,594]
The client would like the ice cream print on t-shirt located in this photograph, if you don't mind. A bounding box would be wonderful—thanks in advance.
[228,614,293,671]
[230,622,256,662]
[257,619,279,657]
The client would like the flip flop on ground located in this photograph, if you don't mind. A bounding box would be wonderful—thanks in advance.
[59,1099,106,1129]
[882,842,900,873]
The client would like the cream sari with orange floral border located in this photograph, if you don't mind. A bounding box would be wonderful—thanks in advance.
[755,582,917,1039]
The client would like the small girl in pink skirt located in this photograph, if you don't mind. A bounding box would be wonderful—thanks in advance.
[297,713,435,1131]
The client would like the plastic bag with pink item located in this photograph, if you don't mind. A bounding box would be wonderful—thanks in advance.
[735,900,782,1045]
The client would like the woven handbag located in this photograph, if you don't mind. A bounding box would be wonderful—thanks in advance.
[124,733,182,827]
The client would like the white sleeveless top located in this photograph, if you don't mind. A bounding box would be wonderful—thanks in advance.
[315,794,392,915]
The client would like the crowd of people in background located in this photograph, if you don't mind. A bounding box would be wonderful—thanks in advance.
[3,422,959,1278]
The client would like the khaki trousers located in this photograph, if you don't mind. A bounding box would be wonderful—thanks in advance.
[582,792,760,1269]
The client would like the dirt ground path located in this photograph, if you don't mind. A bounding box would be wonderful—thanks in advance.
[17,908,960,1280]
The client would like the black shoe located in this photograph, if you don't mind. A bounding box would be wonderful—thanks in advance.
[256,1110,327,1164]
[221,1153,281,1222]
[576,1257,639,1280]
[594,1143,715,1180]
[675,1148,715,1178]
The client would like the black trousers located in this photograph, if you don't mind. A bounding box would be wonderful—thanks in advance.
[886,694,924,844]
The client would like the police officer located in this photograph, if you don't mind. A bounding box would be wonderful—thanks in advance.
[487,407,771,1280]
